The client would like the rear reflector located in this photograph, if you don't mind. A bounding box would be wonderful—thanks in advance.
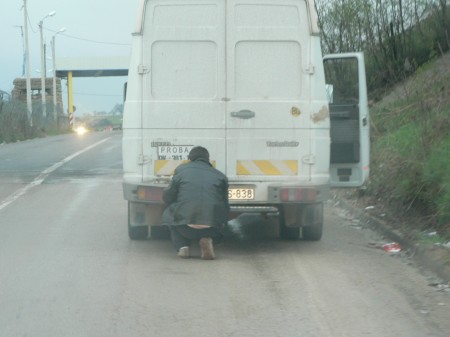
[279,187,317,202]
[137,186,164,201]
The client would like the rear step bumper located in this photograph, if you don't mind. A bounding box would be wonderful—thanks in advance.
[230,205,279,214]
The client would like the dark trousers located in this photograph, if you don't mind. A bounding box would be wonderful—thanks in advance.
[169,225,222,251]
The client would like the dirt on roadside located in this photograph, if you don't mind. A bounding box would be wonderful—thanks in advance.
[334,188,450,282]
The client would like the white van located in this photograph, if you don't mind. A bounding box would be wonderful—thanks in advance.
[122,0,370,240]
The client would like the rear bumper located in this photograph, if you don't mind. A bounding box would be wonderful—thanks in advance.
[227,184,329,219]
[124,181,328,228]
[123,181,168,204]
[267,183,329,203]
[124,181,330,205]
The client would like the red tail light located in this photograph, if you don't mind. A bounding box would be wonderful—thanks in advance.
[137,186,164,201]
[279,187,317,202]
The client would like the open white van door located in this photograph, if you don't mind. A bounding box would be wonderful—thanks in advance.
[323,53,370,187]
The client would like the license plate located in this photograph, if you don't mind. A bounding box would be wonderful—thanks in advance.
[228,187,255,200]
[157,145,193,160]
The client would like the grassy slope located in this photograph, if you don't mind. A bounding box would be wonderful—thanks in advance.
[362,52,450,238]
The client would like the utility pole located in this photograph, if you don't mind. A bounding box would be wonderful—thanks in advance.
[39,10,55,119]
[23,0,32,126]
[52,28,66,123]
[14,25,25,77]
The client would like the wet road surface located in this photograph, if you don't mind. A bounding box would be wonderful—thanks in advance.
[0,132,449,337]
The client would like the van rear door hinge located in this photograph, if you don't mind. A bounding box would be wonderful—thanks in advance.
[138,155,150,165]
[302,155,316,165]
[137,64,150,75]
[305,64,315,75]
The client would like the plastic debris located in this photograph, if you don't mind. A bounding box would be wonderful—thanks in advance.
[422,231,438,237]
[365,206,375,210]
[428,283,450,292]
[368,242,384,249]
[383,242,402,253]
[433,242,450,250]
[368,241,402,253]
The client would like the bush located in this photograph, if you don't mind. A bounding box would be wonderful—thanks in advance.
[0,100,44,143]
[0,100,29,143]
[423,135,450,226]
[369,56,450,232]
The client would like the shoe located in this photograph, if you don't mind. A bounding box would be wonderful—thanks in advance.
[177,246,190,258]
[199,238,215,260]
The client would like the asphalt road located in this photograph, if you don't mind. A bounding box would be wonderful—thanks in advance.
[0,132,449,337]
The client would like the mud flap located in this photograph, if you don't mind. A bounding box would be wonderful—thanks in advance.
[128,202,149,240]
[301,203,323,241]
[128,202,166,240]
[279,203,323,241]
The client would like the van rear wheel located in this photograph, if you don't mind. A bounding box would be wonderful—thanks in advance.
[150,225,170,240]
[302,222,323,241]
[128,224,149,240]
[280,225,300,240]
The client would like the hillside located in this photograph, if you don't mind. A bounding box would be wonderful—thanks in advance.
[342,52,450,243]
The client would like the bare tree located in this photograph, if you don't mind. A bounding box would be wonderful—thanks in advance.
[316,0,449,95]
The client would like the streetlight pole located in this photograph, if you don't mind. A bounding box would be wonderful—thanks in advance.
[23,0,32,125]
[51,28,66,123]
[39,10,55,119]
[13,25,25,77]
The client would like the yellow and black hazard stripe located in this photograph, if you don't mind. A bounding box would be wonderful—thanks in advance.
[236,160,297,176]
[154,160,186,175]
[154,159,296,176]
[154,160,216,175]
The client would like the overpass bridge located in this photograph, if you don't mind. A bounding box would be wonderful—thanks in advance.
[55,56,129,123]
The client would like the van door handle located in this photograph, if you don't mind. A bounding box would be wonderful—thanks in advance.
[231,109,255,119]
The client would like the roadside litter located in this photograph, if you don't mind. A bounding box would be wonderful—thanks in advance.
[383,242,402,253]
[368,241,402,254]
[420,231,450,250]
[428,282,450,293]
[434,242,450,250]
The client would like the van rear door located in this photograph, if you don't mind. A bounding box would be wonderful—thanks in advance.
[225,0,316,188]
[324,53,370,187]
[140,0,227,179]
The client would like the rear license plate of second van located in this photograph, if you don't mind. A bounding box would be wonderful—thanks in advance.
[228,187,255,200]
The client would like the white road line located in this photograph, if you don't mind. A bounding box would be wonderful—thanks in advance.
[0,137,111,212]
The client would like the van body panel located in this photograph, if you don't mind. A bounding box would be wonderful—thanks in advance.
[137,0,227,183]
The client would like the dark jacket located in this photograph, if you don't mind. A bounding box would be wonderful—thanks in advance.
[161,158,229,229]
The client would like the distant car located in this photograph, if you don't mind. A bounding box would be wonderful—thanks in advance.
[75,125,88,135]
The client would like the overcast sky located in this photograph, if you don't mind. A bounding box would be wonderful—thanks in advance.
[1,0,140,115]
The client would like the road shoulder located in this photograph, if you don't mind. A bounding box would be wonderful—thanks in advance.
[333,190,450,282]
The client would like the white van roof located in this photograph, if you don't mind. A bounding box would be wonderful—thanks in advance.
[132,0,320,35]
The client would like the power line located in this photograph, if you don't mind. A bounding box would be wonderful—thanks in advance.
[21,6,130,46]
[45,28,131,46]
[26,12,37,33]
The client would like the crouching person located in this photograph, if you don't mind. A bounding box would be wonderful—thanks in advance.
[161,146,229,260]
